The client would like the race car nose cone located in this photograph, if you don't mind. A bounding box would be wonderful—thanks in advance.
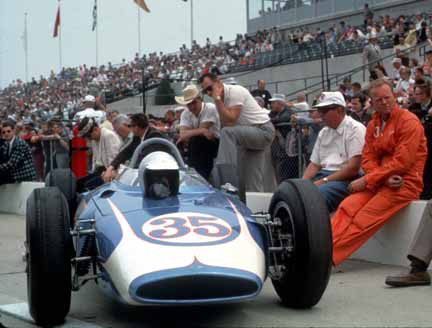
[128,261,262,304]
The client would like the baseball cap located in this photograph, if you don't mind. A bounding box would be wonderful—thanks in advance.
[83,95,96,102]
[313,91,346,108]
[269,94,286,102]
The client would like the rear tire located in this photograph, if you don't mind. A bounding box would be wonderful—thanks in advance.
[26,187,72,326]
[269,179,332,308]
[45,168,77,219]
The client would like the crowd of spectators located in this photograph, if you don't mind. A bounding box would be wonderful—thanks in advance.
[0,5,431,196]
[1,6,431,125]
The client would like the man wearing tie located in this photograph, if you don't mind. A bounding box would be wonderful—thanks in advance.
[0,121,36,185]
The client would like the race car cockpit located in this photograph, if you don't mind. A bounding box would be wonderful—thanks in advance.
[114,138,208,194]
[138,151,180,199]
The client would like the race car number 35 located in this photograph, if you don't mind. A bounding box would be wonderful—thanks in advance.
[142,212,237,245]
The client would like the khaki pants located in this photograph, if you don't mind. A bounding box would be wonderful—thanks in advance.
[216,121,275,201]
[408,200,432,267]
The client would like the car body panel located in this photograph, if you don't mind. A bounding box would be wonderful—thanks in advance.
[76,172,267,305]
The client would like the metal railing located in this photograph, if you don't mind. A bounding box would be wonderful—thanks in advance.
[283,40,430,101]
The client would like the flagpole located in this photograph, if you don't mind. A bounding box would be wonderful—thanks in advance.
[190,0,194,48]
[138,7,141,57]
[58,0,62,73]
[96,0,99,67]
[24,12,29,83]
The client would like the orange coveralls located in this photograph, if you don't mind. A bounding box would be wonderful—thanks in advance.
[332,106,427,265]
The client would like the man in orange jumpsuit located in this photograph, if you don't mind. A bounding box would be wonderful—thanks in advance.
[332,79,428,266]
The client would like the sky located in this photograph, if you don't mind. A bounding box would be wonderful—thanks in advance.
[0,0,247,89]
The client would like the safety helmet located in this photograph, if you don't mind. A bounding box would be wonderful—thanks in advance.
[139,151,180,199]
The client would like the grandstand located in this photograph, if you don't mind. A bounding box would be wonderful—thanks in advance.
[1,0,431,118]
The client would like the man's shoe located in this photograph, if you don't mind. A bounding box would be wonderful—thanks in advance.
[385,270,431,287]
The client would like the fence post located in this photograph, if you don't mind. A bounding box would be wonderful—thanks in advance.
[49,139,55,176]
[297,125,303,178]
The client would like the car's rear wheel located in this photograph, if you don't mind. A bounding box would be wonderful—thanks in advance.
[26,187,72,326]
[45,168,77,219]
[269,179,332,308]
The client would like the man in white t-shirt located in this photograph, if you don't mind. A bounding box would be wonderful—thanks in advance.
[303,91,366,212]
[175,84,220,180]
[287,91,311,121]
[199,73,275,201]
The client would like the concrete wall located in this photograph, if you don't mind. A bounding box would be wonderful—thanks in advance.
[228,48,397,100]
[107,81,186,117]
[246,192,427,267]
[0,183,45,216]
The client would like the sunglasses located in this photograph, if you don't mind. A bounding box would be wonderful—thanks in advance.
[317,106,338,114]
[203,85,213,94]
[1,130,12,135]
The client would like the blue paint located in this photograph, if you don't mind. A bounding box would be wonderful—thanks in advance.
[76,168,269,304]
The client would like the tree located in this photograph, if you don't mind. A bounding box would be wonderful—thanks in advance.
[154,79,176,106]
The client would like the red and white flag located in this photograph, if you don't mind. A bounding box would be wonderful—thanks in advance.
[53,5,61,37]
[134,0,150,13]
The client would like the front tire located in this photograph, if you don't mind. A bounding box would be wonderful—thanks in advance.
[269,179,332,308]
[26,187,72,326]
[45,168,77,219]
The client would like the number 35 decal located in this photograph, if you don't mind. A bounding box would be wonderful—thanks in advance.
[141,213,236,245]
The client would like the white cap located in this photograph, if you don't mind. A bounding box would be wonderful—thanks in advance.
[224,77,238,85]
[269,94,286,103]
[313,91,346,108]
[83,95,95,102]
[392,57,402,63]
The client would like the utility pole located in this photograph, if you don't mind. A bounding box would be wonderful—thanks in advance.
[24,12,29,83]
[142,57,146,114]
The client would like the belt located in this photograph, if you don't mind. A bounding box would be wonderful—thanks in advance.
[252,121,270,127]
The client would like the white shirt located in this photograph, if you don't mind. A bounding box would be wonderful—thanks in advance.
[223,84,270,126]
[293,101,311,120]
[310,115,366,172]
[7,137,15,157]
[395,79,411,94]
[74,107,105,123]
[91,127,122,170]
[180,102,221,138]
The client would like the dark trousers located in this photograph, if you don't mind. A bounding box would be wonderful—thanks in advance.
[77,166,105,193]
[0,170,14,185]
[420,121,432,200]
[188,136,219,180]
[313,170,353,214]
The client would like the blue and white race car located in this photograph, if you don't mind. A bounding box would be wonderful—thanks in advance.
[25,138,332,327]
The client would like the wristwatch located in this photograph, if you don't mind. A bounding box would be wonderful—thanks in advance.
[323,177,329,183]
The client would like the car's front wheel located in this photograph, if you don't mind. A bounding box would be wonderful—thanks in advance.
[269,179,332,308]
[26,187,72,326]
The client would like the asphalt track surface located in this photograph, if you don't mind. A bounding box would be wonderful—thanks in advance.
[1,213,432,328]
